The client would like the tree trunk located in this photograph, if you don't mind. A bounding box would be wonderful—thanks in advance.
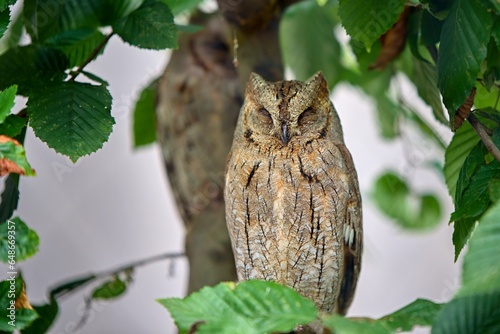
[156,1,297,293]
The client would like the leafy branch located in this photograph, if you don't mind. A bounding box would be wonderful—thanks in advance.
[69,32,115,82]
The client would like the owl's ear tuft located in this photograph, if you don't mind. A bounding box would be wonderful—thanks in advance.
[305,71,329,95]
[247,72,268,93]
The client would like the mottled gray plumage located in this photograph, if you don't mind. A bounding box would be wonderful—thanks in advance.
[224,72,362,314]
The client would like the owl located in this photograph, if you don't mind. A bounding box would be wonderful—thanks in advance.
[224,72,362,315]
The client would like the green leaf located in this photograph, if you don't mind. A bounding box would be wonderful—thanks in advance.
[492,19,500,48]
[23,0,104,42]
[421,9,443,47]
[0,7,23,53]
[0,278,39,331]
[0,174,19,222]
[411,59,447,124]
[28,81,114,162]
[0,217,39,263]
[159,0,203,15]
[0,85,16,124]
[23,0,60,41]
[444,122,480,201]
[50,274,96,297]
[450,129,500,258]
[0,140,35,176]
[460,200,500,295]
[22,295,58,334]
[0,6,9,39]
[489,178,500,202]
[323,315,388,334]
[0,45,69,96]
[431,292,500,334]
[0,115,28,138]
[437,0,493,125]
[133,80,157,148]
[113,0,177,50]
[374,93,400,139]
[92,277,127,300]
[280,0,343,88]
[372,171,441,230]
[338,0,406,50]
[420,0,454,20]
[159,280,318,334]
[0,0,17,12]
[45,29,107,67]
[323,299,442,334]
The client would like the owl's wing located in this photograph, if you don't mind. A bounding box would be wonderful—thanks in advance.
[336,144,363,315]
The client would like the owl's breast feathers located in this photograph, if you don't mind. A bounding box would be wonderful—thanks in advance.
[225,138,362,314]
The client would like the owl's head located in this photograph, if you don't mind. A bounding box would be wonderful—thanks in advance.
[241,72,343,146]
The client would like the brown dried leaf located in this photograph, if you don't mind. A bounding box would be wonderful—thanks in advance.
[369,6,411,70]
[0,135,25,176]
[15,282,34,310]
[453,87,476,131]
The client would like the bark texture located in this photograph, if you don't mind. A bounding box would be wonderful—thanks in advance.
[156,1,297,293]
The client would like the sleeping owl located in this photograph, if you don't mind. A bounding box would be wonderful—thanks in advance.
[224,72,362,315]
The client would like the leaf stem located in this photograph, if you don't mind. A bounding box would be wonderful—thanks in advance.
[467,113,500,163]
[69,32,115,82]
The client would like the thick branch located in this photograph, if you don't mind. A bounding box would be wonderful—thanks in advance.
[467,113,500,163]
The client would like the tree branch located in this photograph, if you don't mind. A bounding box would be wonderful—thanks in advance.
[53,252,185,299]
[467,113,500,163]
[69,32,115,82]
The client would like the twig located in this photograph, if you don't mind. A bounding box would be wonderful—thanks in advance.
[69,32,115,82]
[53,251,185,300]
[467,113,500,163]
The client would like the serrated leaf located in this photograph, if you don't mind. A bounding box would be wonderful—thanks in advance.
[0,217,39,262]
[431,292,500,334]
[372,171,441,230]
[28,81,114,162]
[159,280,318,334]
[23,0,59,41]
[1,0,17,12]
[0,6,9,39]
[492,19,500,48]
[0,174,19,222]
[0,278,38,331]
[0,85,16,124]
[444,122,479,201]
[280,0,342,88]
[0,115,27,138]
[411,59,447,124]
[338,0,406,50]
[450,129,500,258]
[0,45,69,96]
[0,7,23,53]
[23,0,103,42]
[0,139,35,176]
[460,200,500,295]
[45,29,107,67]
[92,277,127,300]
[133,80,156,148]
[323,299,442,334]
[113,0,177,50]
[437,0,492,125]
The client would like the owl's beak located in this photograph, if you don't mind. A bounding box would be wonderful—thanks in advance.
[280,122,290,145]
